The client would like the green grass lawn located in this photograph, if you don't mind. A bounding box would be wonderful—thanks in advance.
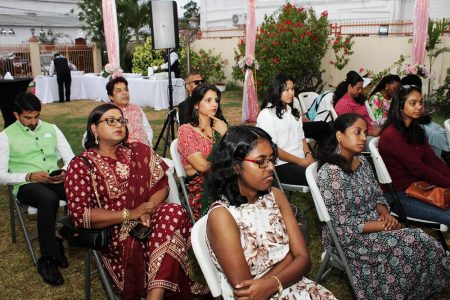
[0,87,448,299]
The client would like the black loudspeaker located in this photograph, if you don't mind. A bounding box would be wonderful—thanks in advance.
[150,1,179,50]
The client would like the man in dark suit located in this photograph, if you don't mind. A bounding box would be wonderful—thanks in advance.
[178,72,204,125]
[49,53,71,103]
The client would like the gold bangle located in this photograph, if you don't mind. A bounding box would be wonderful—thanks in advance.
[271,275,283,295]
[122,208,130,224]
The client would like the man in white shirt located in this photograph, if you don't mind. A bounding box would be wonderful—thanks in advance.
[0,93,74,286]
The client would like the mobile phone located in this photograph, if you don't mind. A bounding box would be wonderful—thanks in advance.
[129,223,152,242]
[50,169,64,177]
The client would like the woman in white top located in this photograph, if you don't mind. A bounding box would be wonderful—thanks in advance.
[256,73,314,185]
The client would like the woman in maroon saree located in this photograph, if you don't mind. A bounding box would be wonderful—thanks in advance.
[65,103,193,299]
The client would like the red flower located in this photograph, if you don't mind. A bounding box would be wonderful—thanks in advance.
[272,41,279,46]
[300,33,305,39]
[333,39,339,46]
[263,45,269,51]
[306,31,312,36]
[292,38,299,44]
[297,7,305,13]
[321,11,328,17]
[313,35,318,41]
[272,56,280,64]
[260,28,265,34]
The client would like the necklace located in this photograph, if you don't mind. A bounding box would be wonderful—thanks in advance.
[199,127,215,143]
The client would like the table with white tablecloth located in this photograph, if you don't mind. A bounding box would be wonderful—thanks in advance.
[35,75,185,110]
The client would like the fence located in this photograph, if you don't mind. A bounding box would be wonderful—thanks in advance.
[39,44,94,73]
[199,27,245,39]
[330,20,414,37]
[0,44,32,78]
[198,19,450,39]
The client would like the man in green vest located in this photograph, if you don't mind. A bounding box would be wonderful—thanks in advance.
[0,93,74,286]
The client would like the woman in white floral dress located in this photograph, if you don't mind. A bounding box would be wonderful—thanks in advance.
[206,125,336,300]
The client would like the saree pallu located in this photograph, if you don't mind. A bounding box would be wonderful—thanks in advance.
[185,173,205,221]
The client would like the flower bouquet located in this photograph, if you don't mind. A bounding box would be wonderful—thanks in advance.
[101,63,123,79]
[402,63,435,80]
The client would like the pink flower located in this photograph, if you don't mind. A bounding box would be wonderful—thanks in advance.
[411,66,418,75]
[359,67,365,73]
[404,65,411,75]
[321,11,328,17]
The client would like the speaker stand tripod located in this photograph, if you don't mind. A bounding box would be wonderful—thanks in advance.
[153,49,177,157]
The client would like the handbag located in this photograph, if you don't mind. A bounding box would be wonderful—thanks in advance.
[405,181,450,210]
[59,156,111,250]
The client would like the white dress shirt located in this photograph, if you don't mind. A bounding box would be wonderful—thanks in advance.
[0,121,75,185]
[256,105,305,166]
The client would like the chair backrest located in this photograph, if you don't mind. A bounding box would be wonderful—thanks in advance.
[161,158,181,205]
[444,119,450,147]
[298,92,319,113]
[368,137,392,185]
[191,215,222,297]
[169,138,186,178]
[313,92,337,122]
[292,96,302,113]
[305,162,330,222]
[365,100,376,122]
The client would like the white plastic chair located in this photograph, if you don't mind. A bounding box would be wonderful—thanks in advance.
[298,92,319,114]
[368,137,449,250]
[191,215,222,298]
[444,119,450,147]
[305,162,356,295]
[313,92,337,122]
[169,138,196,223]
[161,158,181,205]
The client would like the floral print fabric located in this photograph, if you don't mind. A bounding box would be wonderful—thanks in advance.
[317,156,450,299]
[207,193,336,300]
[368,92,390,125]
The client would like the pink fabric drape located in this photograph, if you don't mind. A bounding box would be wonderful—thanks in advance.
[102,0,120,69]
[242,0,259,123]
[412,0,429,65]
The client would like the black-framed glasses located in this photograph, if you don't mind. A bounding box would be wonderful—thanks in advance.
[187,79,204,86]
[97,117,128,127]
[243,157,277,168]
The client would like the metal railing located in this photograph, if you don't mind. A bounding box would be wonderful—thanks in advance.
[0,44,32,78]
[199,27,245,39]
[197,19,449,39]
[39,44,94,73]
[329,20,414,37]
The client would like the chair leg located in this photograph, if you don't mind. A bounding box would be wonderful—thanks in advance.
[92,250,115,300]
[315,249,332,283]
[437,231,449,252]
[85,250,91,300]
[14,200,37,266]
[8,192,17,243]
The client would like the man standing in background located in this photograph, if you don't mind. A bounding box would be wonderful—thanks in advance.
[49,53,72,103]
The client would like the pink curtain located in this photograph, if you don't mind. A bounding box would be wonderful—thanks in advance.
[102,0,120,68]
[242,0,259,123]
[412,0,429,65]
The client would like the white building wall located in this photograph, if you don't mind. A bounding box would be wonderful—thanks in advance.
[199,0,450,29]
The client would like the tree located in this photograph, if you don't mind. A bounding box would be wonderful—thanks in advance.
[179,0,200,29]
[73,0,151,69]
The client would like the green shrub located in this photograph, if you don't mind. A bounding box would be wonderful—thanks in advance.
[433,67,450,116]
[190,49,228,83]
[232,2,329,96]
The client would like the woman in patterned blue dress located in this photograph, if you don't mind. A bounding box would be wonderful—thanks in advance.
[317,113,450,299]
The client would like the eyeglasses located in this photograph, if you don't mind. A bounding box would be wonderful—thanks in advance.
[187,79,204,86]
[243,157,277,168]
[97,117,128,127]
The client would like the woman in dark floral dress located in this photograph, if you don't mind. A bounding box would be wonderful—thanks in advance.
[317,113,450,299]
